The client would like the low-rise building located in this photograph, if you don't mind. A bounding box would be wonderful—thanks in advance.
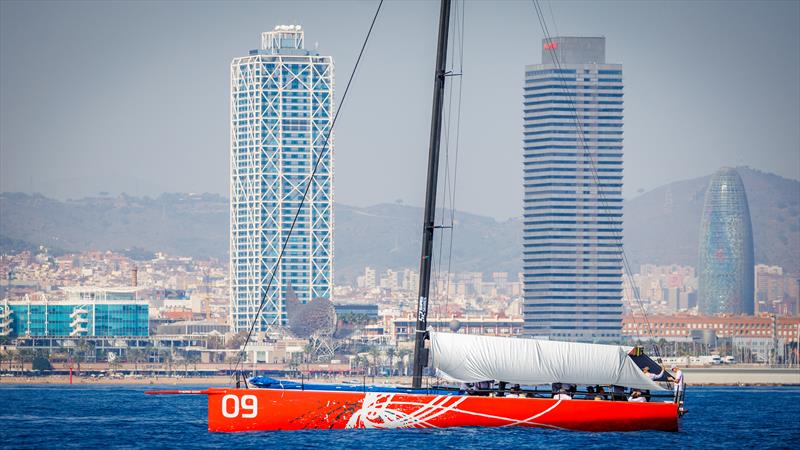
[622,314,800,343]
[156,320,229,335]
[1,287,148,337]
[391,316,523,342]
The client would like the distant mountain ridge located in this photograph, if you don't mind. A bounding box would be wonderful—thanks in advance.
[1,167,798,280]
[624,167,799,274]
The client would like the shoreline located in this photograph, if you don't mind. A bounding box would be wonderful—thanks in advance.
[2,368,799,387]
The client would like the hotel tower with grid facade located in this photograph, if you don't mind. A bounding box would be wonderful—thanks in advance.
[522,37,624,342]
[229,26,334,332]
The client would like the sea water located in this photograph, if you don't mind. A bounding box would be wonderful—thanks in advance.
[1,384,798,449]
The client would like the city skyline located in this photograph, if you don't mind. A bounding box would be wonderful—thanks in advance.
[1,1,798,220]
[1,1,798,445]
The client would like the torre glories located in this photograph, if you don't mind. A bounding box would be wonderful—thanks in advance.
[697,168,754,315]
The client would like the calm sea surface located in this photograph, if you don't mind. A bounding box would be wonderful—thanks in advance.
[1,384,798,449]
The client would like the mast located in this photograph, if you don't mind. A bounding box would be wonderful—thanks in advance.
[412,0,452,389]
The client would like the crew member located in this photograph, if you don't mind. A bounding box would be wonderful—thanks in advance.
[670,365,684,395]
[642,366,665,381]
[628,390,646,402]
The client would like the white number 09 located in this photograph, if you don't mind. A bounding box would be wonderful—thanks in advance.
[222,394,258,419]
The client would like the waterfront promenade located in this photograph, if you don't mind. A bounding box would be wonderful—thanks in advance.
[2,367,798,386]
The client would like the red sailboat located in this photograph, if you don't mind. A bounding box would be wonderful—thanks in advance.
[149,0,684,432]
[153,331,680,431]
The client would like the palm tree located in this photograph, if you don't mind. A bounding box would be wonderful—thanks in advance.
[127,349,145,375]
[386,347,396,376]
[159,348,174,377]
[304,342,315,364]
[73,344,85,375]
[108,354,122,373]
[356,355,369,374]
[368,347,382,376]
[0,350,6,373]
[396,348,413,377]
[18,348,34,374]
[187,353,201,376]
[5,350,17,373]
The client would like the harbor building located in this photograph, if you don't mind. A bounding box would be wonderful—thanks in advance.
[622,313,800,342]
[0,287,149,337]
[229,25,334,333]
[697,168,754,315]
[522,37,624,342]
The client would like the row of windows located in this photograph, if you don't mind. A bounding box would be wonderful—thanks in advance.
[524,168,623,174]
[525,107,623,114]
[524,99,623,107]
[524,121,623,128]
[524,185,623,192]
[524,147,622,152]
[524,92,624,99]
[525,130,624,138]
[525,84,625,92]
[524,138,623,144]
[525,69,577,76]
[525,296,621,301]
[524,243,622,249]
[525,179,622,186]
[524,311,621,317]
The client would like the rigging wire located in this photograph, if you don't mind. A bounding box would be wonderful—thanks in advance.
[442,0,466,318]
[233,0,385,386]
[431,0,465,318]
[433,0,457,316]
[530,0,660,356]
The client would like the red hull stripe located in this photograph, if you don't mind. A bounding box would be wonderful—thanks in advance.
[205,388,679,432]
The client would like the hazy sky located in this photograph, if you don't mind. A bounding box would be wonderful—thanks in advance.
[1,0,798,219]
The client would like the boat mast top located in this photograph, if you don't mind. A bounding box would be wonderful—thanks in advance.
[412,0,452,389]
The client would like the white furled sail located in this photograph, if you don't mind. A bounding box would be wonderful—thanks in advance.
[429,332,666,391]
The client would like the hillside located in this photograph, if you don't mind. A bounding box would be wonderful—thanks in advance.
[624,167,799,273]
[1,167,798,280]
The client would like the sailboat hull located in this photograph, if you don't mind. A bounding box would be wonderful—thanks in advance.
[205,388,679,432]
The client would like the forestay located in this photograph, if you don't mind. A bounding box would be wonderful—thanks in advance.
[429,332,666,391]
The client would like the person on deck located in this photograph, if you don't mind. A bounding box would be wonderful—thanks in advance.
[553,388,572,400]
[506,384,522,398]
[611,385,626,401]
[475,380,492,396]
[642,366,665,381]
[670,366,684,395]
[628,390,646,402]
[594,386,607,400]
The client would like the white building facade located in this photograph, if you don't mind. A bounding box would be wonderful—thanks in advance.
[229,26,334,332]
[522,37,624,342]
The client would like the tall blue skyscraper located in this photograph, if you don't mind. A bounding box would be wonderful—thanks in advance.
[522,37,623,342]
[229,26,334,332]
[698,167,754,315]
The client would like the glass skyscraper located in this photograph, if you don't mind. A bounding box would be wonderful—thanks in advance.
[698,167,754,315]
[229,26,334,333]
[522,37,623,342]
